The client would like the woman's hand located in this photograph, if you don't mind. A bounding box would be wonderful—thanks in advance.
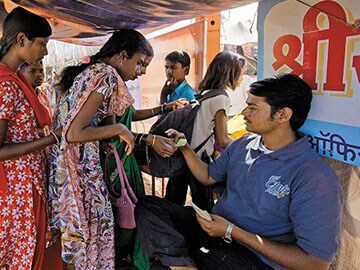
[196,213,229,238]
[150,135,177,158]
[167,98,189,111]
[118,124,134,156]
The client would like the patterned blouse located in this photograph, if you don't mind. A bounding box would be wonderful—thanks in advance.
[48,62,133,270]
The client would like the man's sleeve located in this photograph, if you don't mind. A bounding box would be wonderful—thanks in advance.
[208,142,233,182]
[290,164,343,261]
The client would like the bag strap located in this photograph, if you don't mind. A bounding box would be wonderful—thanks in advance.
[104,154,120,196]
[194,131,213,153]
[181,90,228,130]
[113,149,138,203]
[195,89,228,103]
[191,90,227,153]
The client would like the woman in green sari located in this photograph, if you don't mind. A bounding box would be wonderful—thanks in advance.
[108,106,147,270]
[107,53,187,269]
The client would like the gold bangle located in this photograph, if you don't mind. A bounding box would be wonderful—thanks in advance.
[151,134,156,147]
[50,130,60,144]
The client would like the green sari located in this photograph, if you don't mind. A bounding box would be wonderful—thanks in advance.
[108,106,150,270]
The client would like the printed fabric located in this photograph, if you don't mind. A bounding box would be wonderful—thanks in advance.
[0,77,48,269]
[48,62,133,270]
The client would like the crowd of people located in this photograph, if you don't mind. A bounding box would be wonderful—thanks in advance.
[0,7,343,270]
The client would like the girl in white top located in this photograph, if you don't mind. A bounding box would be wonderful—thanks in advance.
[191,51,246,157]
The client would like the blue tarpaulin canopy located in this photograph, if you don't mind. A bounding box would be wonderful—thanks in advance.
[1,0,257,44]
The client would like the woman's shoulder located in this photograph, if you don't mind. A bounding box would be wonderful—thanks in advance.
[207,91,230,107]
[0,80,23,119]
[0,79,22,97]
[200,89,229,100]
[88,62,118,77]
[76,62,119,86]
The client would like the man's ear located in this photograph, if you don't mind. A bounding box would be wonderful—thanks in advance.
[278,107,293,123]
[184,66,189,75]
[17,32,27,47]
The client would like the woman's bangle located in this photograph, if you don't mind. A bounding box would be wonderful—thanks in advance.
[151,134,156,147]
[160,103,168,114]
[140,134,148,145]
[139,133,145,145]
[50,130,60,144]
[135,133,143,145]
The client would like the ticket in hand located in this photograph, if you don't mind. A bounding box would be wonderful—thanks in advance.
[191,202,212,221]
[175,138,187,147]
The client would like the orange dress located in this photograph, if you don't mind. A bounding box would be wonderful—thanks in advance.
[0,66,50,270]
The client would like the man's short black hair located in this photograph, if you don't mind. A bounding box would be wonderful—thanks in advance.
[249,74,313,131]
[165,50,191,68]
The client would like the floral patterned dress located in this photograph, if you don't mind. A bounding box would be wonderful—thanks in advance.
[0,79,48,269]
[49,62,133,270]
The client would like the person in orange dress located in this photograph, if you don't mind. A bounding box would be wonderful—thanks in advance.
[0,7,61,270]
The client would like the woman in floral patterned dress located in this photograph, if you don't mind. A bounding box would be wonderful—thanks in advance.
[54,34,186,270]
[48,29,158,270]
[0,7,61,270]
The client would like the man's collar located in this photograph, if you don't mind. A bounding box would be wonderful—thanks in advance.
[248,134,262,151]
[247,132,310,161]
